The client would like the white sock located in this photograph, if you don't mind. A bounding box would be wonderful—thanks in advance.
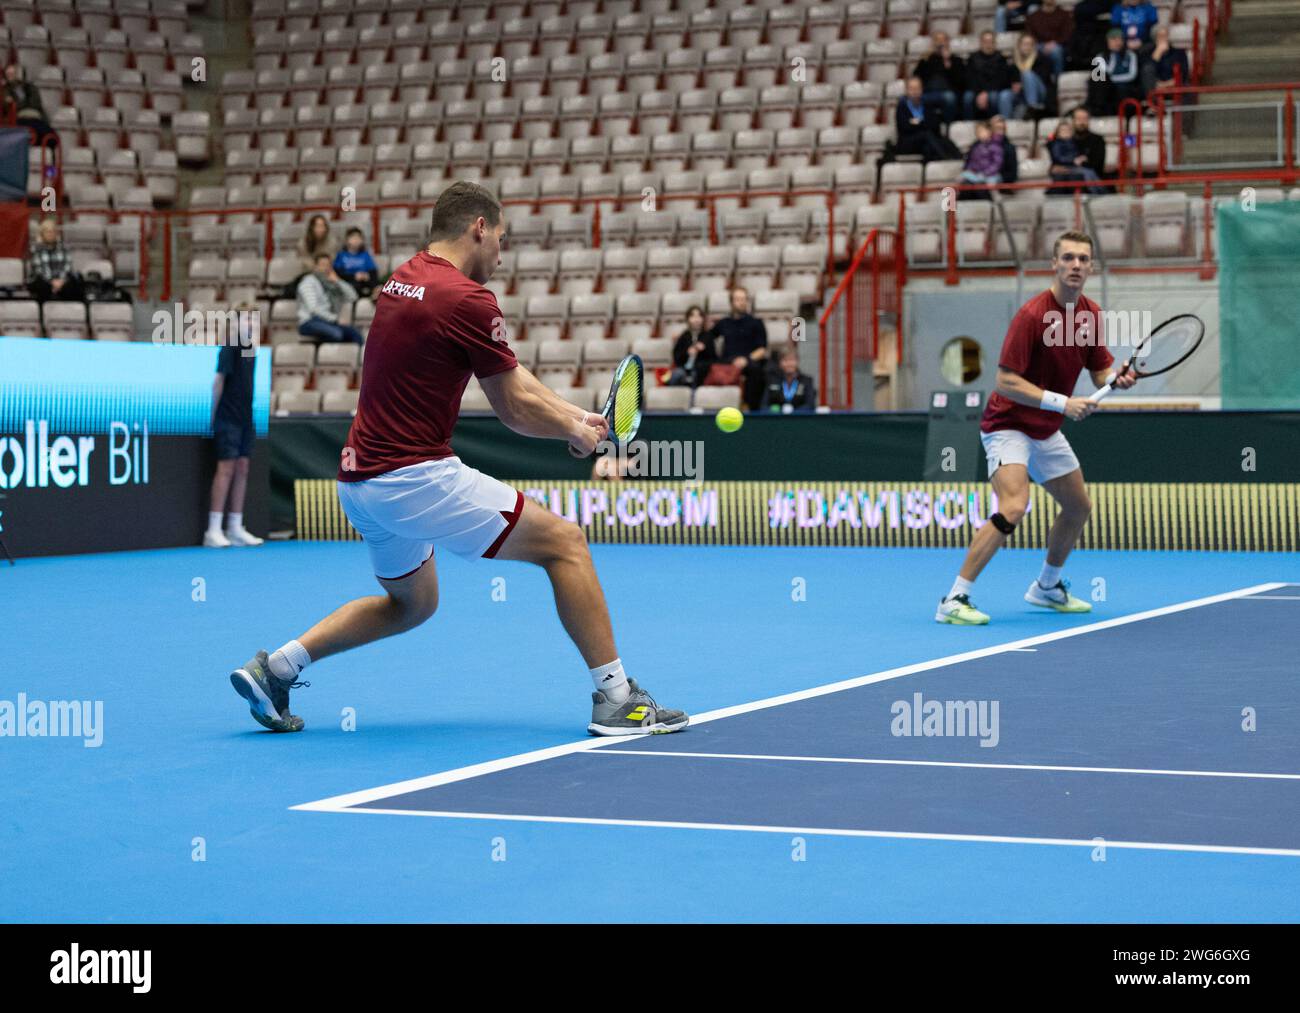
[226,511,244,533]
[1038,563,1063,589]
[207,511,224,534]
[947,576,975,601]
[268,640,312,682]
[590,658,630,704]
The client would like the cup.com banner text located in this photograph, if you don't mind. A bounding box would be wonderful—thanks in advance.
[297,479,1300,552]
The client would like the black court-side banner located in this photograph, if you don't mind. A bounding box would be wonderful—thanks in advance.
[296,479,1300,552]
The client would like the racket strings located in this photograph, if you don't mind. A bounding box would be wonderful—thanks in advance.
[1136,320,1203,375]
[612,366,642,441]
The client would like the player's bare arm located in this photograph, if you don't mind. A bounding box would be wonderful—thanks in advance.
[510,363,611,444]
[995,366,1096,421]
[479,365,605,453]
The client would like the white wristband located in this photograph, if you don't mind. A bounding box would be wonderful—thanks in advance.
[1039,390,1068,413]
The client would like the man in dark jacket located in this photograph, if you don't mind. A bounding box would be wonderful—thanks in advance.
[1069,105,1108,179]
[712,286,768,411]
[895,76,952,162]
[964,31,1018,120]
[914,32,966,123]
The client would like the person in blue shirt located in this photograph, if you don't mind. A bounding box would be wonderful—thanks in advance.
[332,227,380,298]
[1111,0,1159,44]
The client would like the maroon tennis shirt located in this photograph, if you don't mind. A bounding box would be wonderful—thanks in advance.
[337,252,517,482]
[981,288,1114,440]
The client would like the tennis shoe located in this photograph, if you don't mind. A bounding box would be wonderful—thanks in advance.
[935,593,990,625]
[588,678,689,736]
[226,526,264,547]
[230,650,306,732]
[1025,579,1091,613]
[203,529,231,548]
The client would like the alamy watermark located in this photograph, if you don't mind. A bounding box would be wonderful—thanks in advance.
[594,439,704,483]
[1043,307,1153,348]
[891,692,1000,748]
[151,303,260,356]
[1,694,104,747]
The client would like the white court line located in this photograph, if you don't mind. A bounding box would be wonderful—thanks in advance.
[594,749,1300,781]
[1241,595,1300,600]
[294,581,1284,816]
[308,807,1300,858]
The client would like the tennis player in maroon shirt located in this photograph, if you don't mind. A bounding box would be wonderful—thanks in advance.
[936,230,1136,625]
[229,182,688,735]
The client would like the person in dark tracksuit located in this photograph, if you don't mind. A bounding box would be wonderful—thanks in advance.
[760,344,818,413]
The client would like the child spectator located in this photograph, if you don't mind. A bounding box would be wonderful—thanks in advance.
[1047,118,1107,194]
[961,121,1006,192]
[332,227,380,298]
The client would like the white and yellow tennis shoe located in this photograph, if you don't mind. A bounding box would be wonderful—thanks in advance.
[935,593,990,625]
[1025,579,1092,613]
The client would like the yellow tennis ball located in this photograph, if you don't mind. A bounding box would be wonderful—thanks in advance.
[715,407,744,433]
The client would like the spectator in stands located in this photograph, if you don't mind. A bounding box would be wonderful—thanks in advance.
[994,0,1032,34]
[964,32,1018,121]
[296,214,338,275]
[989,115,1020,185]
[914,32,966,124]
[1069,106,1108,178]
[1012,32,1055,117]
[332,227,380,299]
[296,253,362,345]
[1070,0,1114,72]
[205,335,264,548]
[760,345,817,414]
[960,121,1006,192]
[1141,25,1191,95]
[27,218,84,304]
[1111,0,1159,44]
[668,304,716,388]
[3,63,55,149]
[1047,117,1108,194]
[1027,0,1074,77]
[712,286,768,411]
[895,76,954,162]
[1088,29,1143,117]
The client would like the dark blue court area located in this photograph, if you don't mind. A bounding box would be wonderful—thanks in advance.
[4,544,1299,921]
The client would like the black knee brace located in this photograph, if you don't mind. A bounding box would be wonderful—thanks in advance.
[990,512,1016,535]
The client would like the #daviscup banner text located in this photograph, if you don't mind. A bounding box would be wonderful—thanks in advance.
[296,479,1300,552]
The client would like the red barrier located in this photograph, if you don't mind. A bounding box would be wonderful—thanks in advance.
[817,228,899,409]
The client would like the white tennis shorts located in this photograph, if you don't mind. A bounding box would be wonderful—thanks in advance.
[336,458,525,580]
[980,429,1081,485]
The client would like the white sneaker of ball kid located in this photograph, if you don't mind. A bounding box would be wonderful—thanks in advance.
[226,527,264,547]
[203,529,232,548]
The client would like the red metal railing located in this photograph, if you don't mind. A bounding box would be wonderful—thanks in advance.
[817,227,901,409]
[46,188,840,303]
[1148,81,1300,181]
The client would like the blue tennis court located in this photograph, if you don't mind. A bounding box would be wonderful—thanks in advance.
[302,584,1300,855]
[6,541,1297,923]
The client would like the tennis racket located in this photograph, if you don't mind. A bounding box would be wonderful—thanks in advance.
[569,353,644,456]
[1088,313,1205,403]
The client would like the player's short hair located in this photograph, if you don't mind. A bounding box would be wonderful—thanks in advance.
[427,180,502,242]
[1053,230,1094,259]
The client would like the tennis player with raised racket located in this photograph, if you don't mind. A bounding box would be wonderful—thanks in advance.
[936,230,1136,625]
[228,182,688,735]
